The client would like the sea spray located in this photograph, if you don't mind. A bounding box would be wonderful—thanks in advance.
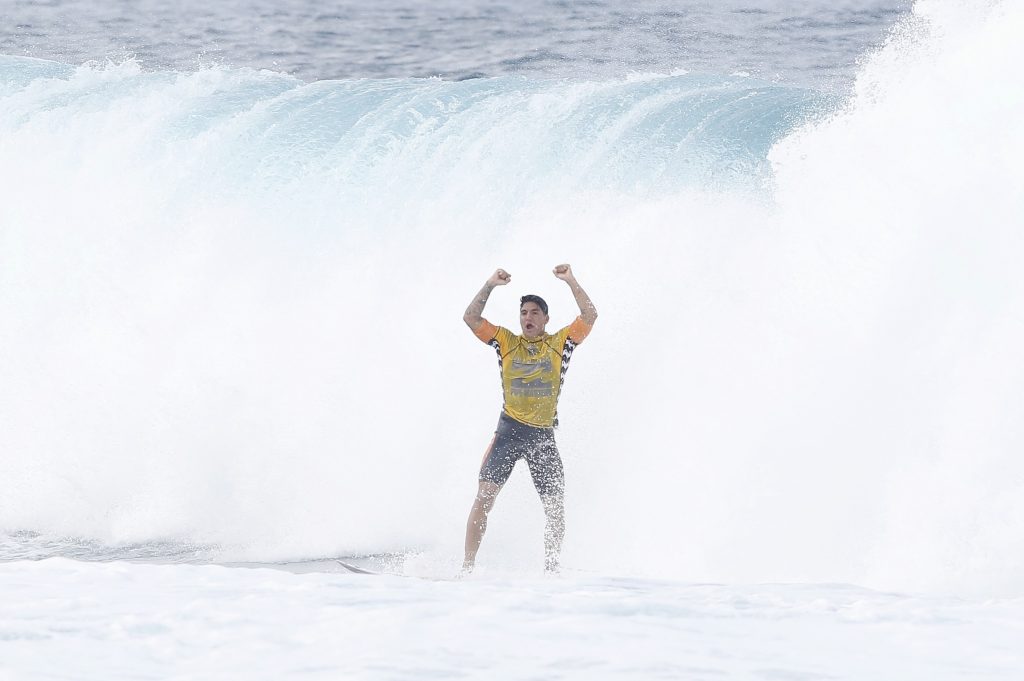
[0,59,819,561]
[1,0,1021,596]
[770,0,1024,595]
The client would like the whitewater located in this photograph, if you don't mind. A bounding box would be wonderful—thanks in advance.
[2,0,1024,678]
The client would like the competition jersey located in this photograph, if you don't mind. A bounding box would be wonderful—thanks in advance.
[473,316,593,428]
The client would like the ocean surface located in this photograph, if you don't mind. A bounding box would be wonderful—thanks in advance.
[2,0,1024,678]
[2,0,910,89]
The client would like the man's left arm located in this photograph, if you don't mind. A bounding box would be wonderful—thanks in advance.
[553,264,598,327]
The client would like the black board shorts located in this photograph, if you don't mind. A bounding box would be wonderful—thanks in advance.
[479,412,565,496]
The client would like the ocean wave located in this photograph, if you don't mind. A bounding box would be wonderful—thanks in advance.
[1,0,1022,596]
[0,55,827,196]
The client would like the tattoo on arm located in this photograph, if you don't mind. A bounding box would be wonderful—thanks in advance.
[568,280,598,325]
[464,283,494,329]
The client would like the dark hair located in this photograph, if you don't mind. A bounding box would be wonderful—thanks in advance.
[520,294,548,315]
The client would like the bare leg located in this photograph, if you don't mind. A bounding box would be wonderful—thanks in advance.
[540,493,565,573]
[463,481,502,573]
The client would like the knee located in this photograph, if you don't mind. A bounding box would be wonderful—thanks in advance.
[541,494,564,516]
[475,495,496,514]
[474,483,501,512]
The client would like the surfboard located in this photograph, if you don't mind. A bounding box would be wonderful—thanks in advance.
[334,558,462,581]
[220,553,400,575]
[335,559,378,575]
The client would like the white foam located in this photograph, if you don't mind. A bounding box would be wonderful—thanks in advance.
[1,0,1022,596]
[4,559,1022,680]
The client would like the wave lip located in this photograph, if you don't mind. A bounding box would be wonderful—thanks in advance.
[0,55,827,196]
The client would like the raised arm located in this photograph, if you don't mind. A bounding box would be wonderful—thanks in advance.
[553,264,598,325]
[464,269,511,331]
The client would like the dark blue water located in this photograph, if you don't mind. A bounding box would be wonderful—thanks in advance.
[1,0,911,90]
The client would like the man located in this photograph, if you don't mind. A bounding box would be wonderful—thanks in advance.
[462,264,598,573]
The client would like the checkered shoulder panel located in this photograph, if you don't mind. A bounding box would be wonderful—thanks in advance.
[559,337,577,387]
[490,338,503,378]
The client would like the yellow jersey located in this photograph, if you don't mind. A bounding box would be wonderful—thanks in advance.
[473,316,593,428]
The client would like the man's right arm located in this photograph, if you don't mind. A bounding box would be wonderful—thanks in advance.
[464,269,511,331]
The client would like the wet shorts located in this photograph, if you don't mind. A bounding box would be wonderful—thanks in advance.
[479,412,565,496]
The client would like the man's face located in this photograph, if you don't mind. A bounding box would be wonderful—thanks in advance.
[520,302,549,339]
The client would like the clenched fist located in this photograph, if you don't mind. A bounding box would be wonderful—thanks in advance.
[488,269,511,287]
[552,264,575,282]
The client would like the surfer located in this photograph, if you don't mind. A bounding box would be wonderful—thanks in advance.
[462,264,598,574]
